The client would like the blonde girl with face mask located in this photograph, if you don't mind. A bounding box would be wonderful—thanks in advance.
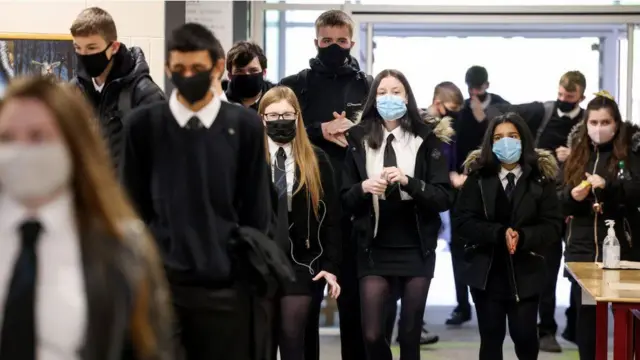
[562,91,640,360]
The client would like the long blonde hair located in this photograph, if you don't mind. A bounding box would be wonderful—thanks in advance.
[0,76,167,359]
[258,86,324,218]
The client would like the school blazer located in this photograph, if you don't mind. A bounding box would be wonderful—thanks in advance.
[453,150,563,299]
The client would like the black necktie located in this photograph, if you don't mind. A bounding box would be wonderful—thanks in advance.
[0,220,42,360]
[187,116,203,129]
[274,147,288,200]
[505,173,516,200]
[383,134,401,201]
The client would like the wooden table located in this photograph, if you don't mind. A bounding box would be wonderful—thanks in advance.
[566,262,640,360]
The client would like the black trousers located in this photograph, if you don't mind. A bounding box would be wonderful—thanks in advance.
[538,239,563,336]
[450,234,471,314]
[570,280,596,360]
[472,289,539,360]
[172,285,273,360]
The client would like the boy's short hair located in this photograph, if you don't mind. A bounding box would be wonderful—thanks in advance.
[465,66,488,88]
[167,23,225,65]
[226,41,267,73]
[559,71,587,94]
[433,81,464,106]
[70,7,117,42]
[314,10,354,38]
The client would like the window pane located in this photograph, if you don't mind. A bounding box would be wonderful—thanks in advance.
[265,9,279,23]
[265,24,281,83]
[286,10,326,23]
[372,35,600,109]
[354,0,612,4]
[618,27,640,124]
[285,26,317,77]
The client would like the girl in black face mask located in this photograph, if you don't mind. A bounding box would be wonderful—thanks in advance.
[258,86,342,360]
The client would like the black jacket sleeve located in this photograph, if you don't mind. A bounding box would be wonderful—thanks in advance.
[133,76,166,106]
[119,108,153,223]
[317,150,342,275]
[453,173,506,245]
[561,183,595,218]
[517,180,563,252]
[402,138,452,212]
[341,149,371,215]
[603,152,640,209]
[279,73,324,144]
[237,111,272,234]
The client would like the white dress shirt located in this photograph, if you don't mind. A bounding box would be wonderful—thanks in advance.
[499,165,523,190]
[0,192,86,360]
[92,78,104,93]
[558,105,582,120]
[168,90,222,128]
[268,138,295,210]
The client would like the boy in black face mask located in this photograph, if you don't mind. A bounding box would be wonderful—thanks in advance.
[481,70,587,353]
[120,23,276,360]
[69,7,164,170]
[224,41,274,111]
[279,9,373,360]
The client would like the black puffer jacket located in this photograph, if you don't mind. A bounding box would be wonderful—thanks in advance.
[562,121,640,263]
[71,45,165,170]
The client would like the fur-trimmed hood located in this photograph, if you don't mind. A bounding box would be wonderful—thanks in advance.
[462,148,558,180]
[353,111,455,144]
[567,121,640,152]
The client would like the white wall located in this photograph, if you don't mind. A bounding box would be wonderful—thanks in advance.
[0,0,166,89]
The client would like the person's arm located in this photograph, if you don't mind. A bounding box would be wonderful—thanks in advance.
[452,173,506,245]
[402,139,452,212]
[317,150,342,276]
[516,180,563,252]
[119,108,153,223]
[341,148,370,214]
[133,76,166,106]
[237,111,272,234]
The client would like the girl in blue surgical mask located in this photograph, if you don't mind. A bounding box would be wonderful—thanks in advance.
[453,112,562,360]
[341,69,452,360]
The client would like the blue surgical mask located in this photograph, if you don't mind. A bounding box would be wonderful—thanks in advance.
[492,137,522,164]
[376,95,407,121]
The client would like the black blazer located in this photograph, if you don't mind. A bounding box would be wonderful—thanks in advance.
[341,119,452,259]
[453,149,563,299]
[271,146,341,275]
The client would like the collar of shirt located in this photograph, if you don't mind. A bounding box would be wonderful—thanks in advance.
[557,105,581,119]
[383,125,409,145]
[169,90,221,128]
[0,191,76,240]
[481,93,492,109]
[268,137,293,161]
[499,165,523,184]
[92,78,105,93]
[218,90,228,102]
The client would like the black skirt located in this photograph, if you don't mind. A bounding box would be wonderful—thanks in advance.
[281,262,317,296]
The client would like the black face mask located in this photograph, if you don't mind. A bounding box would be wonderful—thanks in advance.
[317,44,350,69]
[444,109,460,119]
[229,73,264,99]
[556,99,578,113]
[266,120,296,144]
[475,93,488,103]
[77,44,113,78]
[171,70,212,104]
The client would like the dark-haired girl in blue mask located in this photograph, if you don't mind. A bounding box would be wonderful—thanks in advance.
[341,69,452,360]
[453,112,563,360]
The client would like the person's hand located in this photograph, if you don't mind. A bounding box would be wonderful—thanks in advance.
[382,166,408,186]
[362,178,388,196]
[555,146,571,163]
[506,228,519,255]
[450,172,467,189]
[571,183,591,201]
[313,271,341,299]
[470,96,486,122]
[585,172,606,189]
[330,111,353,134]
[332,133,348,147]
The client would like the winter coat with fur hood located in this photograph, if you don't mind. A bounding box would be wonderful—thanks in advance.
[453,149,562,300]
[562,121,640,263]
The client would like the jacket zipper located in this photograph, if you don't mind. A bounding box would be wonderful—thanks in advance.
[478,179,495,290]
[592,147,600,263]
[414,208,429,258]
[529,251,544,259]
[566,217,574,247]
[508,255,520,302]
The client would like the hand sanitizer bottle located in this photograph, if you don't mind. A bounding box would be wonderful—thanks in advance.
[603,219,620,269]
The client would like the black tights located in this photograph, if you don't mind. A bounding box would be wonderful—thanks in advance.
[360,275,431,360]
[276,295,312,360]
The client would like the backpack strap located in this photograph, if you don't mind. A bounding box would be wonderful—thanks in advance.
[362,72,373,95]
[535,101,556,147]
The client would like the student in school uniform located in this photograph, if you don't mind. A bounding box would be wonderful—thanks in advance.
[258,85,342,360]
[120,23,275,360]
[561,92,640,360]
[342,69,452,360]
[454,112,562,360]
[0,76,171,359]
[226,41,275,111]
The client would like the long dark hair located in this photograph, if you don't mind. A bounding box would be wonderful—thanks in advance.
[359,69,423,149]
[564,95,628,187]
[471,112,538,174]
